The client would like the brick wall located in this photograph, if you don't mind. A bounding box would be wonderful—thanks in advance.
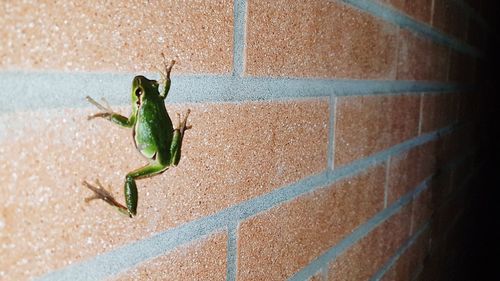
[0,0,487,280]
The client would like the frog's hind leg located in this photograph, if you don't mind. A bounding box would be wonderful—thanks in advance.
[123,163,169,217]
[170,110,191,166]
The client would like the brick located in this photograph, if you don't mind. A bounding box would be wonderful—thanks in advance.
[397,30,449,81]
[397,30,432,81]
[420,93,459,134]
[404,0,433,23]
[448,51,477,84]
[450,157,473,191]
[380,229,430,281]
[237,164,386,281]
[432,0,468,41]
[387,140,438,205]
[435,126,472,166]
[466,17,487,49]
[328,204,412,281]
[428,41,451,81]
[428,166,453,207]
[0,99,328,280]
[334,95,420,167]
[464,0,482,12]
[411,187,433,234]
[245,0,398,79]
[0,1,233,73]
[378,0,432,23]
[457,92,480,123]
[110,232,227,281]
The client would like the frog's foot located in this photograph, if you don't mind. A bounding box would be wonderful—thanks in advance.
[175,109,192,134]
[86,96,114,120]
[82,179,129,216]
[157,53,176,84]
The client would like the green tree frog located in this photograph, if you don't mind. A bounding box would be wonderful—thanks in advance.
[83,56,190,218]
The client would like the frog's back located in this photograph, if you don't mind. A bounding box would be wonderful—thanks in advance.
[134,99,173,160]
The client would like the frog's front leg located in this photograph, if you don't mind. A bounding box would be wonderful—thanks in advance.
[84,162,169,218]
[85,96,135,128]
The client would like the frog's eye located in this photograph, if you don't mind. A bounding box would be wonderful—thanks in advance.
[135,88,142,97]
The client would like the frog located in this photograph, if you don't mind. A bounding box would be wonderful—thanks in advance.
[83,55,190,218]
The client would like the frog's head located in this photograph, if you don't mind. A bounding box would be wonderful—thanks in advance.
[131,75,160,108]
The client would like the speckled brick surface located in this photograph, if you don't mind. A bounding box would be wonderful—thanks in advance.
[237,164,386,281]
[109,232,227,281]
[0,0,233,73]
[411,187,433,235]
[245,0,398,79]
[397,30,450,81]
[420,93,459,134]
[380,229,430,281]
[334,95,421,167]
[397,30,432,81]
[328,204,412,281]
[432,0,468,41]
[387,141,438,205]
[0,99,328,280]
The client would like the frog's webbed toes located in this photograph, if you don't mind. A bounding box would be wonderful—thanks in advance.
[82,179,115,203]
[86,96,114,120]
[175,109,192,133]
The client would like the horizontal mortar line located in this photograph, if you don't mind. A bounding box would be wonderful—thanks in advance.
[36,124,461,281]
[0,71,471,113]
[369,221,431,281]
[341,0,483,58]
[288,178,429,281]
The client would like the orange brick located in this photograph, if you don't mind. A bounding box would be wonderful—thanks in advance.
[328,204,412,281]
[404,0,433,23]
[457,92,480,123]
[110,232,227,281]
[450,157,473,191]
[237,164,386,281]
[334,95,420,167]
[428,41,450,82]
[420,93,459,134]
[245,0,398,78]
[411,187,433,234]
[432,0,468,41]
[428,168,452,207]
[387,140,438,205]
[466,17,486,49]
[448,51,477,84]
[436,127,471,165]
[397,30,449,81]
[380,229,430,281]
[397,30,432,81]
[0,100,328,280]
[0,1,233,73]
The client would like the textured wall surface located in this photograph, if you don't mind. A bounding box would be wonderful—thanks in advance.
[0,0,489,280]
